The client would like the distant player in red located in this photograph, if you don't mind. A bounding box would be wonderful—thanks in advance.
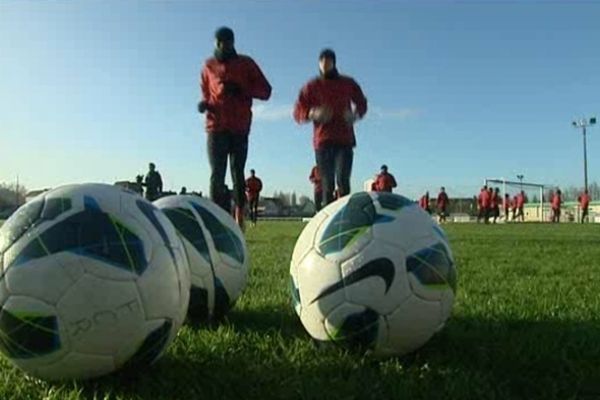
[477,186,490,223]
[309,165,323,212]
[578,189,591,223]
[245,169,263,226]
[490,187,500,224]
[512,194,518,221]
[372,165,397,192]
[547,190,554,220]
[437,187,449,223]
[419,191,431,214]
[503,193,511,222]
[551,188,562,223]
[514,190,526,222]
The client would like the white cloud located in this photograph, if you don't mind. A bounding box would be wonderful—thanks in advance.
[253,104,293,121]
[371,107,421,120]
[252,104,421,122]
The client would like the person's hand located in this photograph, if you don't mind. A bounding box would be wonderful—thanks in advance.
[222,81,242,96]
[343,109,360,125]
[198,101,213,114]
[308,107,332,124]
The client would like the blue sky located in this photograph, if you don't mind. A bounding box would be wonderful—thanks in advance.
[1,1,599,199]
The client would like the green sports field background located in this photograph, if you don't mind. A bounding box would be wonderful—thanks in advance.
[0,221,598,400]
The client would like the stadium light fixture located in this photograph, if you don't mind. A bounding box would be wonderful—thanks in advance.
[516,174,524,190]
[572,117,596,193]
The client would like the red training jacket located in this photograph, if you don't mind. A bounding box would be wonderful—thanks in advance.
[503,197,511,211]
[579,193,590,208]
[419,195,429,209]
[516,193,526,208]
[245,176,263,200]
[309,166,322,193]
[490,192,499,208]
[479,190,491,209]
[373,173,397,192]
[551,193,562,209]
[201,55,271,135]
[437,192,449,208]
[293,75,367,150]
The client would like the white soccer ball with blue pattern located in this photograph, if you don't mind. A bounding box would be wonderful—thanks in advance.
[155,195,248,322]
[0,183,190,380]
[290,192,456,356]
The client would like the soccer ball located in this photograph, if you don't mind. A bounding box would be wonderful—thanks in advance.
[154,195,216,323]
[154,195,248,321]
[0,184,190,380]
[290,192,456,356]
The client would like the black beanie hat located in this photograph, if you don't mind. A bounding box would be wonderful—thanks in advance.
[319,48,336,64]
[215,27,234,42]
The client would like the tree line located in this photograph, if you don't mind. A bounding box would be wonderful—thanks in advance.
[2,181,599,211]
[0,183,27,209]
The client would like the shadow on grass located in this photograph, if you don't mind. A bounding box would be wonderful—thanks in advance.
[410,316,600,399]
[51,315,600,400]
[226,306,306,338]
[180,305,307,338]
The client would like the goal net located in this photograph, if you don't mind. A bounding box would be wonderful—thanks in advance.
[484,178,549,222]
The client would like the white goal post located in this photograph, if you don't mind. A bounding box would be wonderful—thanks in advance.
[484,178,548,222]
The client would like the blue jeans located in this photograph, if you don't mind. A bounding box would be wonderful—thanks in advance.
[315,145,353,206]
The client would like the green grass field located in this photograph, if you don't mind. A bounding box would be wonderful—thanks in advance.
[0,222,599,399]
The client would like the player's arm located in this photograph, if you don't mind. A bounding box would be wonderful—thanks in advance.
[198,67,214,113]
[244,59,272,100]
[293,84,314,124]
[351,80,368,119]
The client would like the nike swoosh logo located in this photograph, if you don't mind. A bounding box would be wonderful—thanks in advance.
[406,243,456,292]
[318,192,395,255]
[310,258,395,304]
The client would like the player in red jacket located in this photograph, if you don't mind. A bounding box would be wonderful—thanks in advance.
[514,190,527,222]
[419,191,431,214]
[245,169,263,226]
[309,165,323,212]
[198,27,272,230]
[578,189,591,223]
[503,193,511,222]
[477,186,490,223]
[512,194,519,221]
[372,165,397,193]
[437,187,449,223]
[490,187,500,224]
[294,49,367,207]
[551,188,562,223]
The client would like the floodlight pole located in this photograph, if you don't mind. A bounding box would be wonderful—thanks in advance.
[583,125,589,192]
[516,174,524,191]
[573,118,595,193]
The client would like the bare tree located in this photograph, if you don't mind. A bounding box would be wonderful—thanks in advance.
[291,192,297,207]
[298,195,311,206]
[0,182,27,207]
